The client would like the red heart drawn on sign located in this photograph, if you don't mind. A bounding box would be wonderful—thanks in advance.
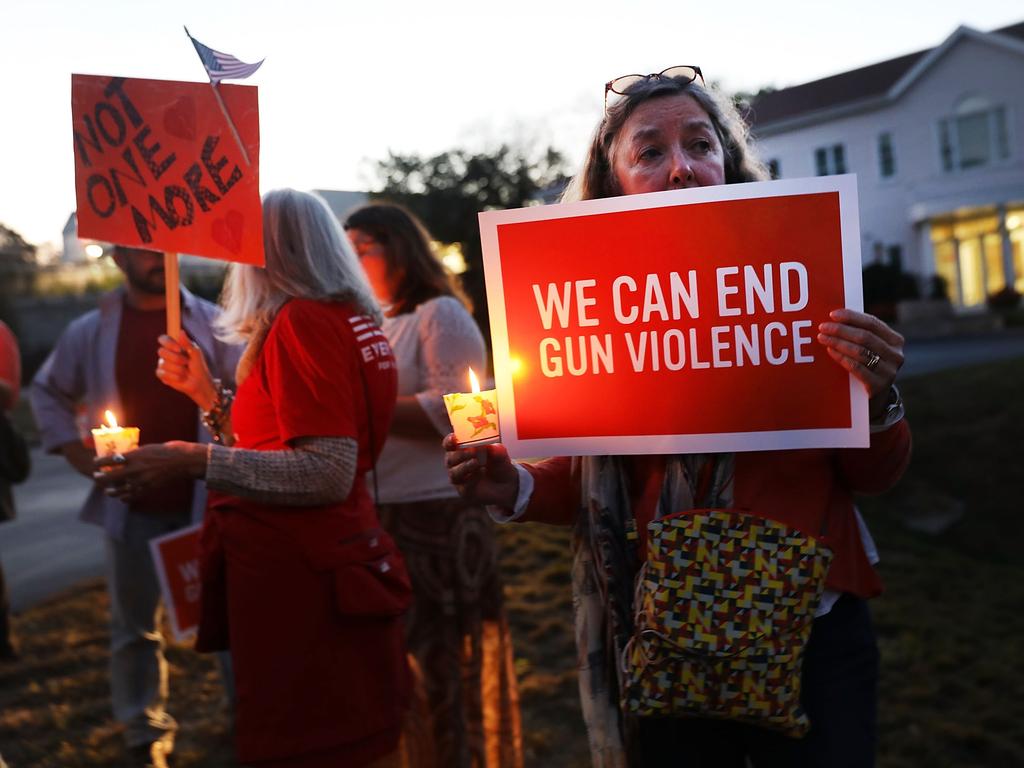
[212,210,245,254]
[163,96,197,141]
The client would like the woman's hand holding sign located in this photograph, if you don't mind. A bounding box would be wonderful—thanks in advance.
[817,309,904,420]
[156,332,217,411]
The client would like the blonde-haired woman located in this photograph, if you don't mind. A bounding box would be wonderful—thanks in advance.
[98,188,412,768]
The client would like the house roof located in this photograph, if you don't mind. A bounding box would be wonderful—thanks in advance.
[748,21,1024,130]
[313,189,368,221]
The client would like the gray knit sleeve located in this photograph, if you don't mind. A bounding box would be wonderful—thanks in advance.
[205,436,359,506]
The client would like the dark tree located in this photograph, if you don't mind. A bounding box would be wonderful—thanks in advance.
[0,223,36,265]
[732,84,777,107]
[0,223,37,336]
[862,262,921,323]
[371,145,571,343]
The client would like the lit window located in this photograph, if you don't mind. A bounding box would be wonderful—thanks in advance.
[933,241,958,302]
[1009,207,1024,293]
[930,213,1009,308]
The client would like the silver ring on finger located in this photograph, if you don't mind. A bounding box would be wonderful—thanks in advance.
[865,351,881,371]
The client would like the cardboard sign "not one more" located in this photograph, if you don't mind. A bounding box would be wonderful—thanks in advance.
[71,74,263,265]
[479,176,868,458]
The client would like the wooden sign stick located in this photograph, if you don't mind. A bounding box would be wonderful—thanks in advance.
[164,252,181,338]
[210,84,251,167]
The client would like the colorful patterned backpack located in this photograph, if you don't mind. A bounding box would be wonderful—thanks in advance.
[620,507,833,736]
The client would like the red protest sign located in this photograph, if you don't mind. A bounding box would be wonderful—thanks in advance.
[479,176,868,457]
[71,74,263,265]
[149,523,202,641]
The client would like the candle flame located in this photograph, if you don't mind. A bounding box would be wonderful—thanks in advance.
[468,367,481,394]
[104,410,120,429]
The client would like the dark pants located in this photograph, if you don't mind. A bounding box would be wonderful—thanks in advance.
[0,557,13,655]
[637,594,880,768]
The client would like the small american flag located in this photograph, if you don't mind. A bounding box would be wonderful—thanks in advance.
[185,27,264,83]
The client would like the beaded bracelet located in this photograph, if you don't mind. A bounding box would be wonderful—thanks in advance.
[201,379,235,444]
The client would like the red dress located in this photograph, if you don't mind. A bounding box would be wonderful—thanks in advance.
[197,299,410,767]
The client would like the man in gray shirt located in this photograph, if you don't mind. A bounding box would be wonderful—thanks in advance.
[31,247,239,767]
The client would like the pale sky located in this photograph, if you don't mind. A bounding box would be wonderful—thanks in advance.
[2,0,1022,246]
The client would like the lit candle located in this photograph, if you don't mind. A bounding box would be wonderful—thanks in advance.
[91,409,140,458]
[443,367,500,447]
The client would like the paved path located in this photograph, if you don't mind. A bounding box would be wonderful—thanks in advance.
[0,449,101,612]
[2,331,1023,612]
[900,330,1024,378]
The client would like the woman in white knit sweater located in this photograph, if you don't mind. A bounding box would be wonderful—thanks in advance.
[345,203,523,768]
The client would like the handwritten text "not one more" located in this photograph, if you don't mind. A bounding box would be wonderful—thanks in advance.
[73,78,243,244]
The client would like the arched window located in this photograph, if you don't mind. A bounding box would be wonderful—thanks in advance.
[938,94,1010,171]
[954,94,991,114]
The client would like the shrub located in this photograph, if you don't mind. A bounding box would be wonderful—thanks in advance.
[927,275,951,302]
[863,263,921,322]
[986,286,1022,312]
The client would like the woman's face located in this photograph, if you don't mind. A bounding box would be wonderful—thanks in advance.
[610,93,726,195]
[347,229,400,304]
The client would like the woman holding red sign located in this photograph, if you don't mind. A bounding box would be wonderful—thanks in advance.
[445,69,908,768]
[96,189,412,768]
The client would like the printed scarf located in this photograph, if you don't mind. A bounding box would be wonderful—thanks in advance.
[571,453,735,767]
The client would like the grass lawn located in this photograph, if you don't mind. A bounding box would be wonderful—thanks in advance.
[2,358,1022,766]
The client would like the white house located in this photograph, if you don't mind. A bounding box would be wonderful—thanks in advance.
[749,21,1024,310]
[61,213,87,262]
[314,189,369,222]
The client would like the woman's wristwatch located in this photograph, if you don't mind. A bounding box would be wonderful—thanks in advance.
[870,385,904,430]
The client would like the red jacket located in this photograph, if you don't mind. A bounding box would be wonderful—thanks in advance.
[195,300,410,766]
